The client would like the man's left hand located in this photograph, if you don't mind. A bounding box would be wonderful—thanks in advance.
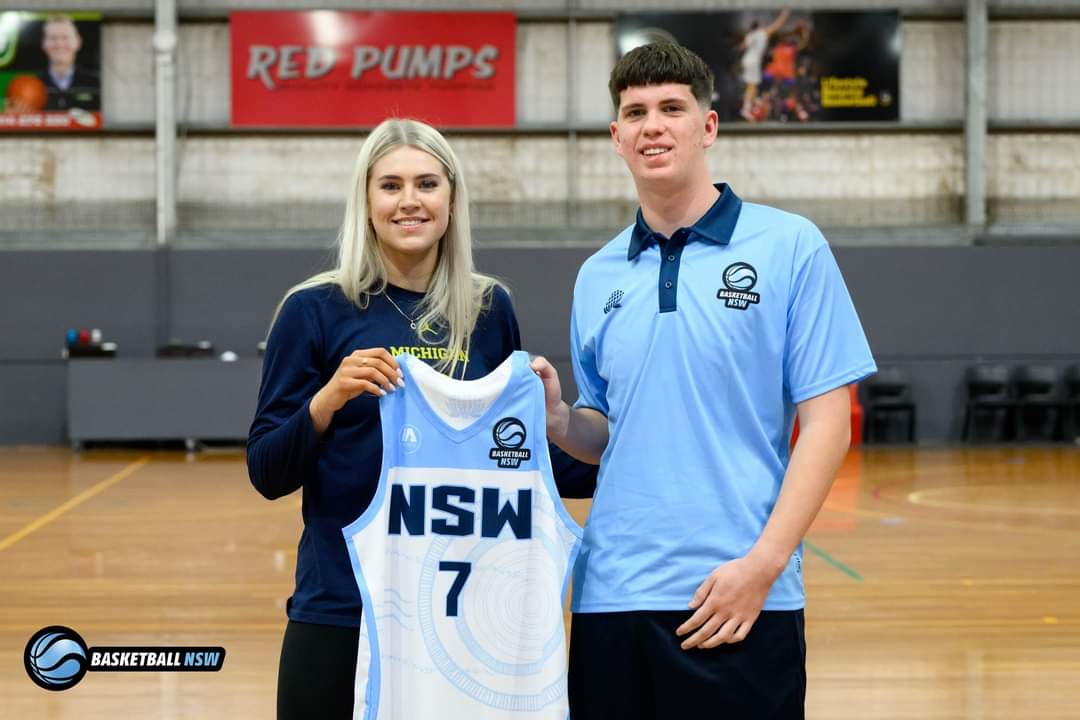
[675,556,775,649]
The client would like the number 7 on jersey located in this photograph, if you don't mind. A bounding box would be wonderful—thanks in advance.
[438,561,471,617]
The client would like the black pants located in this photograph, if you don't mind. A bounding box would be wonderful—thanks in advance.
[568,610,806,720]
[277,620,360,720]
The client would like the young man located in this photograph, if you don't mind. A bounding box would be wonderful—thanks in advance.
[530,42,875,719]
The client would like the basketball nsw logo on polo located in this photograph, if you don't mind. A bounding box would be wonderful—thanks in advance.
[489,417,531,468]
[718,262,761,310]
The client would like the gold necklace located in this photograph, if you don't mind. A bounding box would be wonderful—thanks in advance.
[384,292,421,330]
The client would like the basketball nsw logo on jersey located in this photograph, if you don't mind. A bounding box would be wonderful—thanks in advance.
[489,416,531,468]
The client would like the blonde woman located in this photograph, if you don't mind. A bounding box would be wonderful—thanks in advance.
[247,118,595,719]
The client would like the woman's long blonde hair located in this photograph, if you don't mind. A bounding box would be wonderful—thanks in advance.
[275,118,497,377]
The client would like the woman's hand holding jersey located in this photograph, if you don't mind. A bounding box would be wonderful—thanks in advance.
[309,348,404,433]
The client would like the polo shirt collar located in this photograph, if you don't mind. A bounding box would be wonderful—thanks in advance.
[627,183,742,261]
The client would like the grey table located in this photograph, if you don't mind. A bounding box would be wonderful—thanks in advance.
[67,358,262,450]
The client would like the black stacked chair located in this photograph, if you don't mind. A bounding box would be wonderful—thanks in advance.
[1061,364,1080,443]
[864,367,916,444]
[1012,365,1061,442]
[962,364,1012,443]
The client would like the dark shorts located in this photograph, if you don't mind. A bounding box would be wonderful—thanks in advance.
[277,620,359,720]
[569,609,806,720]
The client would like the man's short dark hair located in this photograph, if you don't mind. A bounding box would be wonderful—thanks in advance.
[609,42,715,111]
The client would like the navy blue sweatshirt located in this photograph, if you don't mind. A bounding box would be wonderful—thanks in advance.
[248,282,597,627]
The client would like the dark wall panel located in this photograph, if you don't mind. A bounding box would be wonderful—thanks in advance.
[0,363,67,444]
[68,359,262,442]
[837,247,1080,357]
[1,245,1078,445]
[0,251,157,360]
[476,247,583,358]
[168,248,334,354]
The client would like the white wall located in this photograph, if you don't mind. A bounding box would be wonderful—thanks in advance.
[3,12,1080,236]
[94,20,1080,124]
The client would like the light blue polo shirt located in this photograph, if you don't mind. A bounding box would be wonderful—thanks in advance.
[569,183,876,613]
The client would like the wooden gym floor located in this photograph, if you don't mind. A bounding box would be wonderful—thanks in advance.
[1,446,1077,719]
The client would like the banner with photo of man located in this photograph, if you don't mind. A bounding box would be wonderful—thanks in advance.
[0,11,102,131]
[615,10,899,123]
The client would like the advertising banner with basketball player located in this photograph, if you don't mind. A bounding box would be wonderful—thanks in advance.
[0,11,102,131]
[615,10,899,123]
[231,11,515,128]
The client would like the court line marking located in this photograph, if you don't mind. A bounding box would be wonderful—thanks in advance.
[821,497,1080,538]
[979,661,1080,672]
[805,541,863,582]
[821,501,892,519]
[812,577,1080,587]
[0,457,150,552]
[908,486,1080,516]
[0,501,302,522]
[2,618,1074,634]
[810,618,1080,628]
[4,581,294,591]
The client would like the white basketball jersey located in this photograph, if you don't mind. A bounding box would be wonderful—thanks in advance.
[743,28,768,66]
[343,351,582,720]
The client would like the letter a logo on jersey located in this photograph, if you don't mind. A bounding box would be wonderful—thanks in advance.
[399,424,421,454]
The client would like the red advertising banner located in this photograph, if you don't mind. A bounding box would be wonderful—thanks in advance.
[230,11,515,128]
